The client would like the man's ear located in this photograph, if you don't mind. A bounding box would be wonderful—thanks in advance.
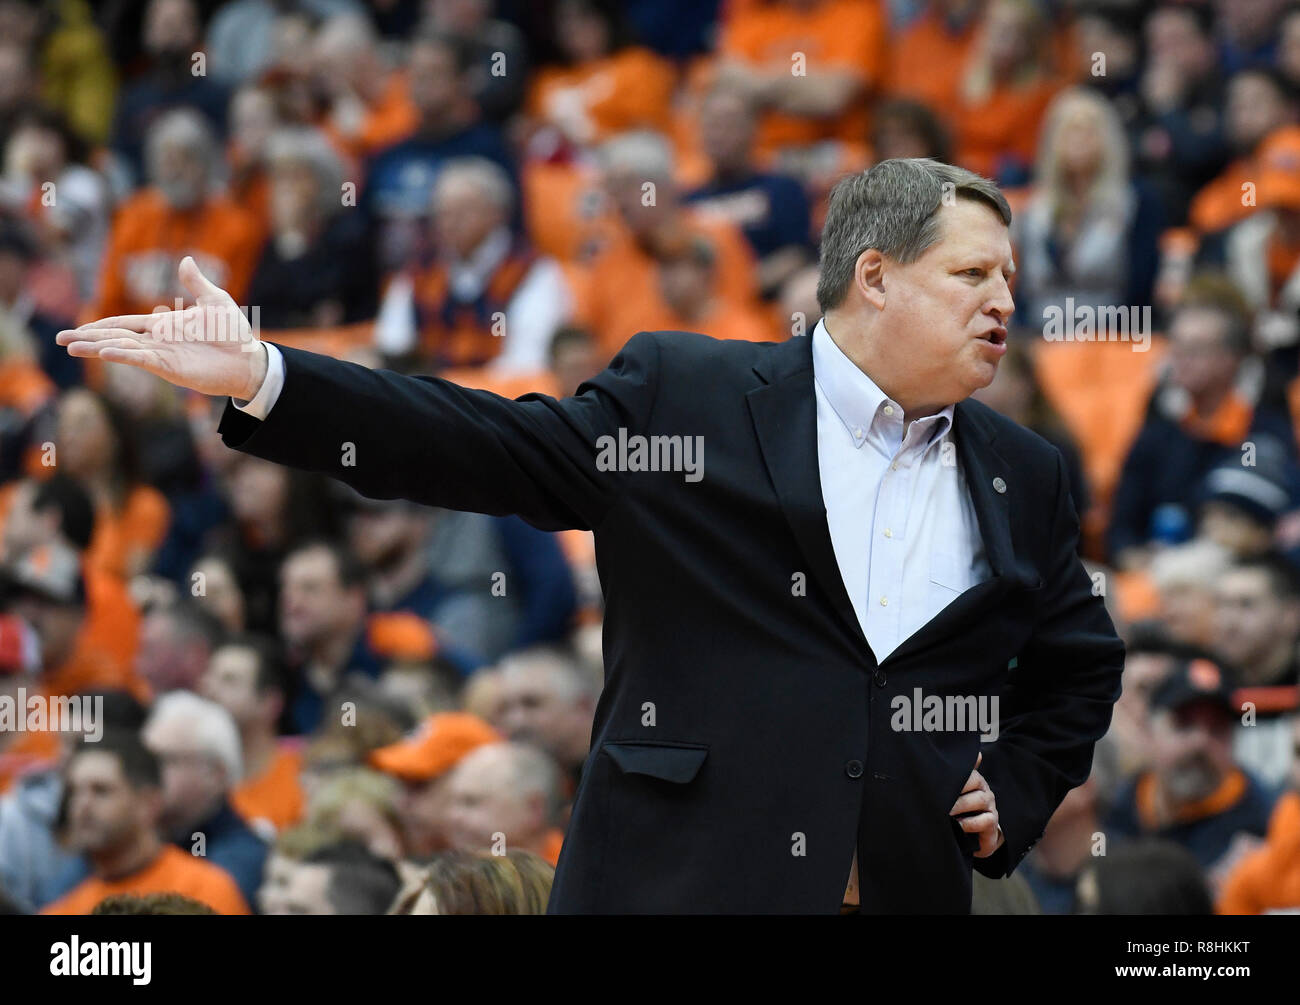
[854,249,887,311]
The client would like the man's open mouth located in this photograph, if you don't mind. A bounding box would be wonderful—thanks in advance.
[979,327,1007,345]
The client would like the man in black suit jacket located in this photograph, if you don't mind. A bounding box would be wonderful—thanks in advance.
[61,158,1124,914]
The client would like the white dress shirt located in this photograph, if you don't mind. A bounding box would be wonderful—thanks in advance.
[239,319,993,657]
[812,317,990,661]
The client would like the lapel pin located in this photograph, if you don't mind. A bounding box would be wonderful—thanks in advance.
[992,477,1007,494]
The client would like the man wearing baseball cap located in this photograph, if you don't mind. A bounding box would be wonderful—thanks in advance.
[368,712,500,859]
[1104,656,1277,876]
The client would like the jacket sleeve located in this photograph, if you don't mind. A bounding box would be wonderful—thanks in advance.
[217,332,662,532]
[973,447,1126,879]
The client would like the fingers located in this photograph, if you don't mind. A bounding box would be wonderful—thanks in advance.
[64,336,148,358]
[58,316,168,340]
[950,786,994,817]
[178,255,228,302]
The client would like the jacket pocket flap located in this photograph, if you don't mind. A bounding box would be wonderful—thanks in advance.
[603,742,708,783]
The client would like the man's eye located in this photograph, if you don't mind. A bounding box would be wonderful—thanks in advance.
[963,269,983,278]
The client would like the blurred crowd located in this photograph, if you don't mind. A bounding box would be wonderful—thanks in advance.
[0,0,1298,915]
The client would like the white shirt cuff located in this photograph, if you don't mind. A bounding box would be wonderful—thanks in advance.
[232,342,285,420]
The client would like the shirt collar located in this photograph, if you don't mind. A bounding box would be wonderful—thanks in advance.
[811,317,954,453]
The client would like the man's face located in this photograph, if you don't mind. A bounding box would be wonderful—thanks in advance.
[870,199,1015,409]
[1146,9,1211,78]
[258,855,335,915]
[135,611,206,694]
[698,91,755,167]
[1214,568,1298,670]
[1167,307,1238,400]
[65,752,153,855]
[153,140,207,210]
[497,666,590,767]
[201,646,262,728]
[432,178,502,259]
[144,0,197,56]
[1226,73,1289,152]
[407,42,459,119]
[395,775,451,857]
[443,747,539,852]
[280,548,358,648]
[1149,701,1235,803]
[143,717,226,832]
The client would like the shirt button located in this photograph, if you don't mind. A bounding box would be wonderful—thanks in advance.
[845,760,864,779]
[883,528,892,538]
[873,668,887,688]
[883,405,894,416]
[879,595,888,606]
[853,427,863,439]
[890,461,899,471]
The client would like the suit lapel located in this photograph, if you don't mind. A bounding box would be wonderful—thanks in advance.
[747,337,1038,669]
[747,336,874,658]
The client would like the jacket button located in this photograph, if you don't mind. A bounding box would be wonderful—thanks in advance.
[873,668,887,687]
[845,760,864,779]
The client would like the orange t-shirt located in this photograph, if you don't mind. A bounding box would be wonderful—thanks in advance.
[539,827,564,867]
[954,77,1062,178]
[231,743,306,834]
[718,0,886,153]
[528,47,677,146]
[86,188,263,322]
[1218,791,1300,915]
[40,844,252,915]
[84,484,170,581]
[885,7,979,112]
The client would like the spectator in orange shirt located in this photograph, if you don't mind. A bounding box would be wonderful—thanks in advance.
[713,0,885,160]
[90,108,262,322]
[40,733,252,915]
[311,14,418,162]
[526,0,676,152]
[202,633,305,836]
[953,0,1062,182]
[885,0,982,114]
[443,741,567,866]
[648,235,780,343]
[55,388,169,579]
[1187,69,1298,237]
[574,130,759,358]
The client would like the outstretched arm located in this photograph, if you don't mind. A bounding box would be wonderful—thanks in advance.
[59,258,661,532]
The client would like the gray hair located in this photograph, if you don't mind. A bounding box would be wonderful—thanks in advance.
[143,691,243,784]
[596,129,675,181]
[144,107,219,186]
[433,156,515,217]
[265,126,347,220]
[816,158,1012,312]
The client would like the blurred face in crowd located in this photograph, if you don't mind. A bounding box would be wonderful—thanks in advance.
[135,610,209,694]
[698,89,756,172]
[1156,580,1218,648]
[1226,72,1292,152]
[428,0,490,34]
[230,87,277,161]
[556,0,610,63]
[226,457,289,527]
[153,136,209,209]
[396,775,451,856]
[144,0,198,59]
[270,158,322,235]
[259,855,334,914]
[1213,567,1300,674]
[6,591,82,672]
[1146,8,1213,81]
[143,715,229,832]
[347,504,426,571]
[1053,97,1106,182]
[7,121,64,180]
[56,390,114,481]
[658,253,714,320]
[201,644,265,730]
[852,199,1015,411]
[603,163,675,236]
[443,745,545,853]
[0,44,31,113]
[983,0,1037,77]
[330,797,404,860]
[497,661,593,768]
[190,557,245,635]
[1074,15,1137,83]
[65,752,156,856]
[1149,701,1235,803]
[433,175,505,259]
[407,41,461,122]
[280,547,364,649]
[1167,307,1240,403]
[550,336,599,398]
